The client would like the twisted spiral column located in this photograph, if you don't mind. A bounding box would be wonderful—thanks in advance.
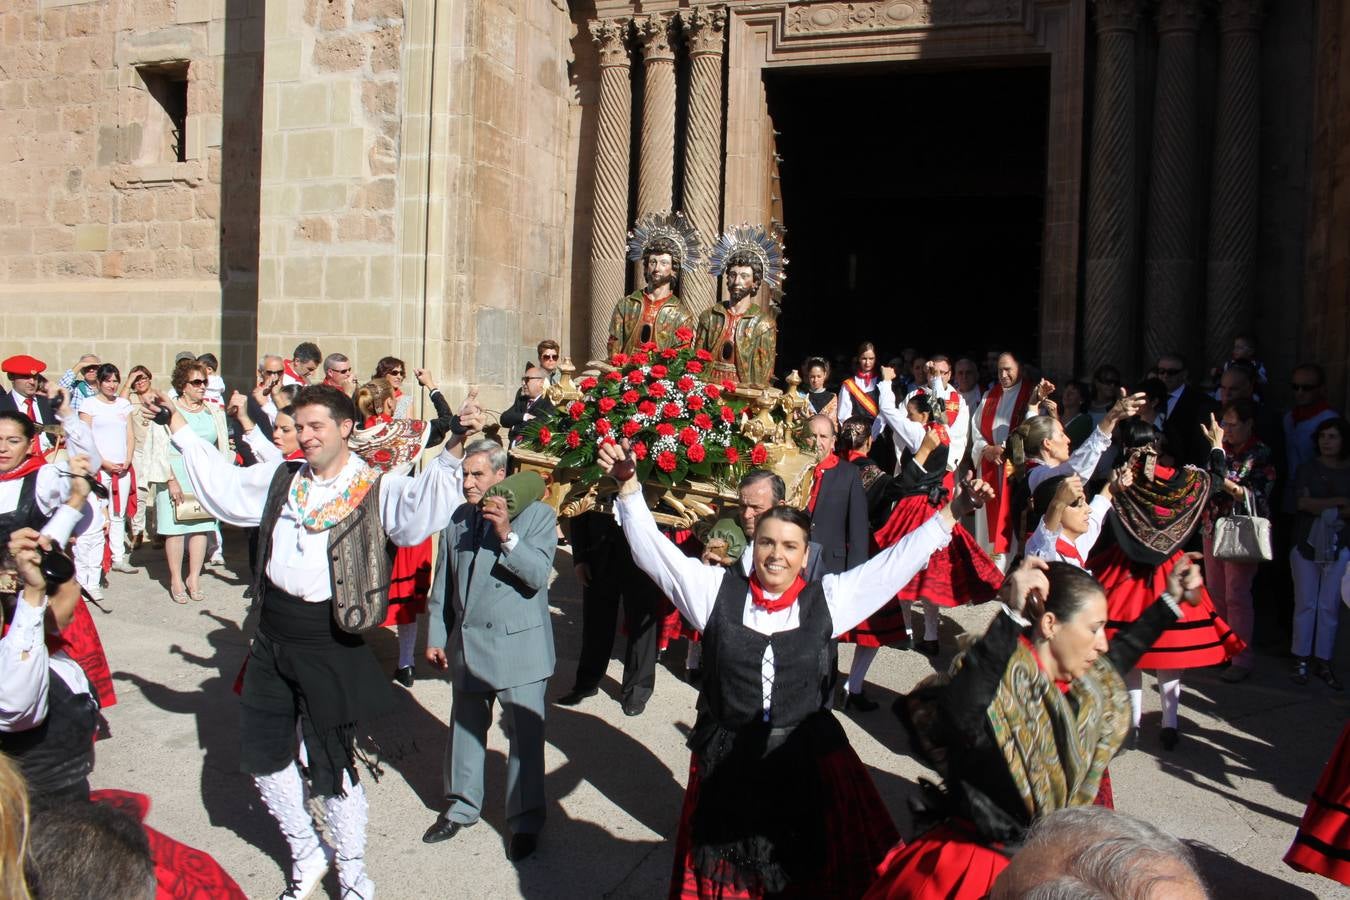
[588,18,634,360]
[1142,0,1204,367]
[636,13,678,218]
[1083,0,1142,376]
[680,6,727,317]
[1206,0,1264,367]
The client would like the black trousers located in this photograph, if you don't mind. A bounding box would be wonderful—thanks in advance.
[573,547,664,704]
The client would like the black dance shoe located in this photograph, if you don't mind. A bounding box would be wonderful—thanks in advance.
[393,666,415,688]
[1292,658,1311,686]
[508,832,539,861]
[1315,660,1344,692]
[916,639,941,658]
[621,694,648,717]
[555,685,598,706]
[842,691,880,713]
[422,815,476,844]
[1160,727,1180,751]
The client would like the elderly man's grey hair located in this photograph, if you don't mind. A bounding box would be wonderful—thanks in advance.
[323,353,349,372]
[1013,806,1206,900]
[258,353,283,372]
[738,469,785,503]
[464,438,508,474]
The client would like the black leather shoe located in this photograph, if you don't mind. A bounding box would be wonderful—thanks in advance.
[621,695,648,717]
[508,832,539,861]
[1160,727,1180,751]
[393,666,415,688]
[917,639,941,658]
[555,686,598,706]
[422,816,476,844]
[842,691,880,712]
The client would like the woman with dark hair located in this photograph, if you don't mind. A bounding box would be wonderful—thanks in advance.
[867,555,1209,899]
[1287,416,1350,689]
[1056,380,1094,450]
[1199,400,1277,683]
[837,415,900,531]
[836,342,880,431]
[1085,418,1242,750]
[596,438,994,899]
[79,365,137,580]
[799,357,836,419]
[1087,365,1122,425]
[372,356,411,419]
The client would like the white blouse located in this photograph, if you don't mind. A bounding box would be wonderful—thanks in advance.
[1026,424,1113,494]
[0,595,91,733]
[0,411,103,540]
[616,490,954,720]
[172,425,465,602]
[1024,493,1113,570]
[877,374,946,456]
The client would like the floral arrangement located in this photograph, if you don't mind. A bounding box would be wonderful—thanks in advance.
[517,327,771,488]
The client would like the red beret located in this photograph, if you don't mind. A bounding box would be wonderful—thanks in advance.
[1,355,46,376]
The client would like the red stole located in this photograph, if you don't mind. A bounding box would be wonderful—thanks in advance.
[808,452,840,513]
[843,377,879,417]
[944,389,961,427]
[748,573,806,613]
[979,379,1034,554]
[0,454,46,483]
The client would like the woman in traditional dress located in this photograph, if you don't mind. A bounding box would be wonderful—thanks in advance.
[798,357,837,420]
[838,416,901,532]
[839,370,1003,712]
[866,554,1209,899]
[1086,418,1243,750]
[596,437,994,899]
[121,366,156,552]
[1286,719,1350,887]
[836,342,895,472]
[351,373,458,686]
[80,364,138,577]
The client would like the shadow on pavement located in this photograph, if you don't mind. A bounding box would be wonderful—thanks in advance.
[1188,840,1319,898]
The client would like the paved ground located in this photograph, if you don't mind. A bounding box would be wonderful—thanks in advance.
[87,530,1349,899]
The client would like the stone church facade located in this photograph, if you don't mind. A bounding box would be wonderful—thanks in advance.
[1,0,1348,413]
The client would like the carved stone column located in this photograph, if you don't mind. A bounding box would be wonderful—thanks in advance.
[1205,0,1264,367]
[680,6,727,317]
[1083,0,1142,376]
[1142,0,1204,367]
[587,18,633,360]
[635,12,679,218]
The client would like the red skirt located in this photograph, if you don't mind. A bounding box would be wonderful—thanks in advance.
[1285,721,1350,887]
[670,743,898,899]
[1089,546,1245,670]
[63,596,117,709]
[864,822,1008,900]
[381,538,431,626]
[91,789,247,899]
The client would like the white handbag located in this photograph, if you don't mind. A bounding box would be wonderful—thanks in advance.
[1212,488,1272,563]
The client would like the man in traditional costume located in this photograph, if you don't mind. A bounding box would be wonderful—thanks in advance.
[695,224,784,388]
[607,212,701,357]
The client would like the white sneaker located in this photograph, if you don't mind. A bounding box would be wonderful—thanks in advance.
[340,875,375,899]
[84,584,104,601]
[279,848,328,900]
[111,560,138,574]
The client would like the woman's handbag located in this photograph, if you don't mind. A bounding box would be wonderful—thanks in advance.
[1212,488,1273,563]
[172,493,213,524]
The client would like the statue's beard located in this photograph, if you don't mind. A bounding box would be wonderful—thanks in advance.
[646,271,673,292]
[725,284,755,308]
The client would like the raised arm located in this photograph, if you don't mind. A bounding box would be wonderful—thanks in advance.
[170,422,282,527]
[877,367,926,453]
[47,384,102,473]
[378,449,466,546]
[614,490,724,632]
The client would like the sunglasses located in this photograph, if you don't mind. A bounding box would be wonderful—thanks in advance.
[263,369,284,376]
[1155,367,1184,376]
[522,376,543,383]
[1292,383,1319,392]
[186,378,208,387]
[81,366,100,374]
[331,368,351,375]
[388,370,404,377]
[540,353,558,360]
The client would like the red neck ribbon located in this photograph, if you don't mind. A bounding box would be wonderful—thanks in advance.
[0,454,46,483]
[748,573,806,613]
[1055,537,1084,567]
[808,452,840,513]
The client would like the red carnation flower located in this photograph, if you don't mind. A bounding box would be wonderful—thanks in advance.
[598,397,616,413]
[695,348,713,361]
[568,401,586,419]
[373,448,392,462]
[687,442,706,463]
[605,370,623,382]
[724,446,740,464]
[578,376,598,391]
[675,325,694,345]
[595,418,612,436]
[566,431,581,449]
[677,375,695,392]
[694,413,713,431]
[649,364,668,378]
[537,426,552,444]
[679,426,699,447]
[621,419,641,438]
[632,440,648,460]
[656,450,678,473]
[610,352,628,366]
[640,341,658,351]
[628,370,645,384]
[721,380,736,393]
[621,390,639,405]
[661,347,679,360]
[686,394,705,411]
[648,382,668,399]
[685,360,704,374]
[750,443,768,465]
[656,423,676,437]
[638,400,657,417]
[631,351,649,366]
[662,402,682,419]
[705,385,722,400]
[720,405,736,424]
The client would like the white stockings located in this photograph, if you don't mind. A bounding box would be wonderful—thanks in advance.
[1123,669,1183,730]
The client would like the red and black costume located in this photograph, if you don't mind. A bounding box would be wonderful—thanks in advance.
[1286,721,1350,887]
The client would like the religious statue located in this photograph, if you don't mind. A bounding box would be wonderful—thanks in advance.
[607,212,702,356]
[695,224,786,389]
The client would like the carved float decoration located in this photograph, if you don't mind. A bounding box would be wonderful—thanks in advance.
[510,334,815,529]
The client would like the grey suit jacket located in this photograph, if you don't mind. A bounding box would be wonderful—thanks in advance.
[427,500,558,691]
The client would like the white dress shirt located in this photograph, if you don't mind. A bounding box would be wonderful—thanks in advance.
[172,425,465,603]
[0,596,91,733]
[0,411,103,539]
[616,490,954,720]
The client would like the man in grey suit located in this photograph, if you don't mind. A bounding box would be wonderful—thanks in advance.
[422,439,558,861]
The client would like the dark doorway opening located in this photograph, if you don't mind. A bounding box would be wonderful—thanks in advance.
[765,64,1050,382]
